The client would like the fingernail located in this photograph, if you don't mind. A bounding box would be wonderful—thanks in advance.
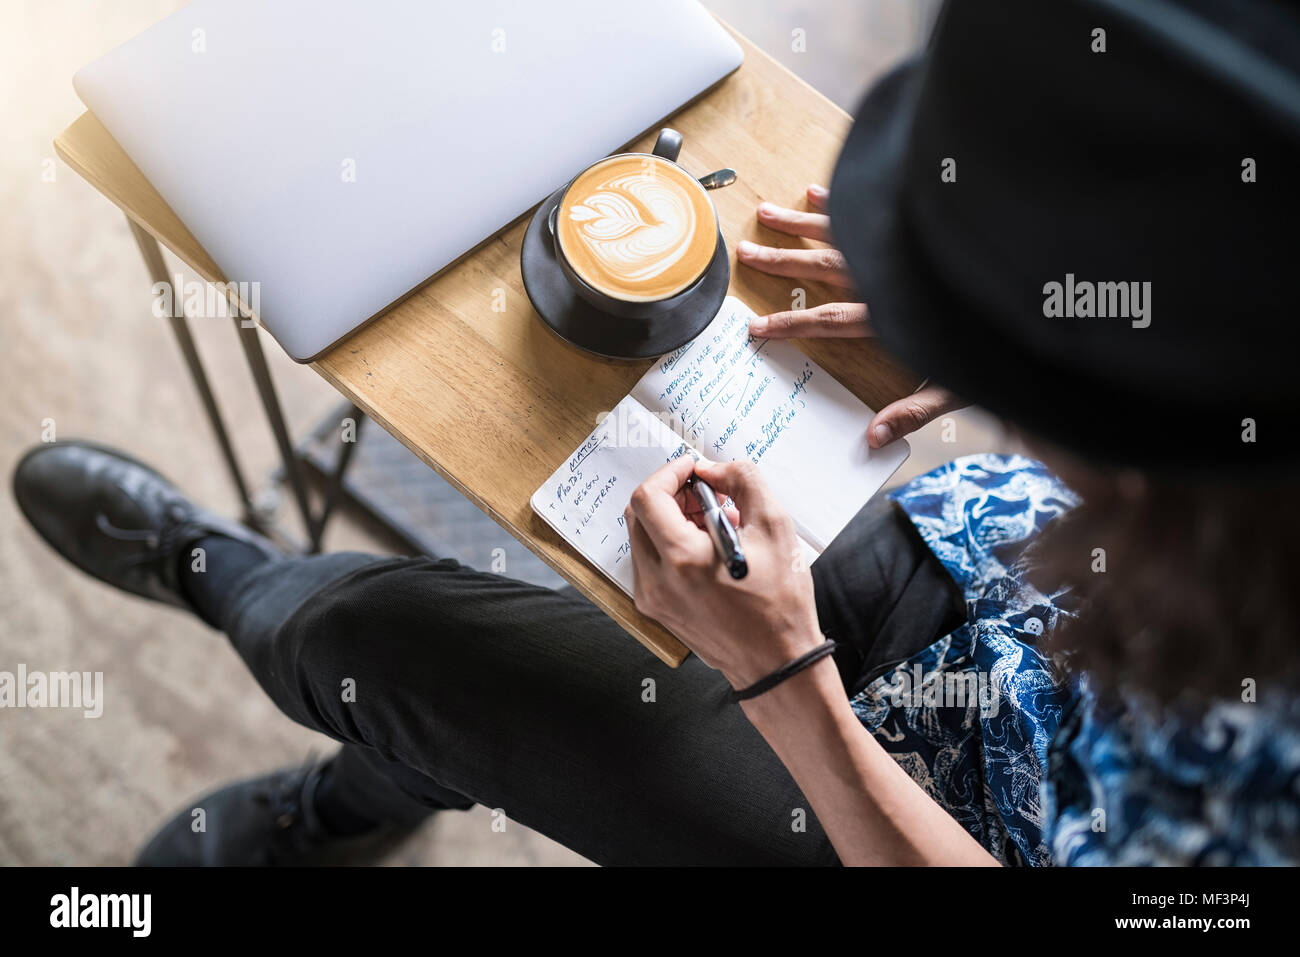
[809,184,828,199]
[872,423,893,446]
[737,240,757,257]
[749,318,767,335]
[757,202,775,217]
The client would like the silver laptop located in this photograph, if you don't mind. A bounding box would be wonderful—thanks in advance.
[74,0,743,361]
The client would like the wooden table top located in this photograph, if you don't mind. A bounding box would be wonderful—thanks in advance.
[54,21,918,666]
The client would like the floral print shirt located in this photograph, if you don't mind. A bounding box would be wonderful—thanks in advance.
[863,454,1299,865]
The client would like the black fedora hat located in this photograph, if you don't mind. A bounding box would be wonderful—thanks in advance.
[829,0,1300,471]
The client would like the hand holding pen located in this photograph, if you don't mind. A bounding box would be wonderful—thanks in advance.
[685,473,747,580]
[623,456,825,692]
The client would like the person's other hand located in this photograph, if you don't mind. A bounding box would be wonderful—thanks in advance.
[625,456,822,690]
[739,184,966,448]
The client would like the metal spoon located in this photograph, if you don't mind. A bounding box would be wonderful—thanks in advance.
[698,168,737,190]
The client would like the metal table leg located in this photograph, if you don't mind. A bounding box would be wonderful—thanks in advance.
[127,214,360,553]
[232,318,319,549]
[127,217,257,525]
[311,405,364,547]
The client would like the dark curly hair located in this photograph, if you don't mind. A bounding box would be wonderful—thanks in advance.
[1023,466,1300,705]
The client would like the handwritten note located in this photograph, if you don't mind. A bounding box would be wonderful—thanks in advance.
[631,297,908,550]
[531,395,690,596]
[532,296,910,599]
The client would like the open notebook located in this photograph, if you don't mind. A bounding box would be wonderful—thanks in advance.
[531,297,910,596]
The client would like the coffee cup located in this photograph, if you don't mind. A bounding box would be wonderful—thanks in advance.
[548,129,719,319]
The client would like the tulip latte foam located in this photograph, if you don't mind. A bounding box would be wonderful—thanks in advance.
[557,154,717,303]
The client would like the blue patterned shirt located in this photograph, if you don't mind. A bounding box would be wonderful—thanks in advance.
[858,454,1300,865]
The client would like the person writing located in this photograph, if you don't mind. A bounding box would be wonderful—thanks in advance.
[13,0,1298,865]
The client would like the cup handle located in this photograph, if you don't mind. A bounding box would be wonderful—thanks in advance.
[652,128,682,163]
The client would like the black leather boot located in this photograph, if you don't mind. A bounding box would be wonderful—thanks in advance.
[134,760,417,866]
[12,440,280,612]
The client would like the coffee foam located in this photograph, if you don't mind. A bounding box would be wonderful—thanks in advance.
[557,154,717,303]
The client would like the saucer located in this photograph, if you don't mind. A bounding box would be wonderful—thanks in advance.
[520,184,730,360]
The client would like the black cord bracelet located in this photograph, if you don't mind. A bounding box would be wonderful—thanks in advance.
[729,639,838,702]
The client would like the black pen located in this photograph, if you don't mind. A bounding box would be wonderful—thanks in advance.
[685,473,748,580]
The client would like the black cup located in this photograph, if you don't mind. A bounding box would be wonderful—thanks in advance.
[548,128,719,320]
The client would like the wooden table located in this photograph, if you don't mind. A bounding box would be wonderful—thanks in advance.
[54,21,917,666]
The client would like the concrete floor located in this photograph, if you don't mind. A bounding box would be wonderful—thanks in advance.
[0,0,1006,866]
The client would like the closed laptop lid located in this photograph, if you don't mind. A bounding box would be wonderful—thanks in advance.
[74,0,743,360]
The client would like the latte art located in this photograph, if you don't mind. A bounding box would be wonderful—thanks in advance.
[557,154,717,303]
[569,177,693,283]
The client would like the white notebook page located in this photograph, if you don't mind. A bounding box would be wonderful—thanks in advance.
[631,297,909,550]
[531,296,911,594]
[531,395,690,596]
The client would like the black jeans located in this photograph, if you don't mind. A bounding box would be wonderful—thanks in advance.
[205,497,963,865]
